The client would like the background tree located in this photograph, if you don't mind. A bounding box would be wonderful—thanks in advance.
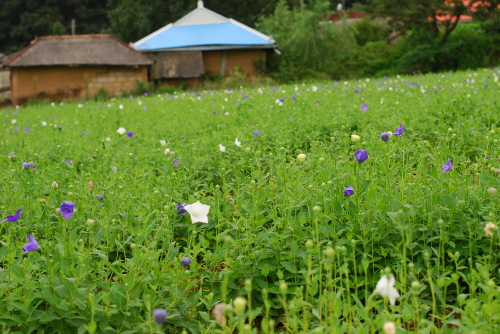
[368,0,483,44]
[257,0,357,81]
[0,0,109,53]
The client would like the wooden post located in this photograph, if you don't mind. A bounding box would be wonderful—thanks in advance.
[71,19,75,35]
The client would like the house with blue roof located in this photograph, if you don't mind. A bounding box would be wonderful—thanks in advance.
[132,1,277,83]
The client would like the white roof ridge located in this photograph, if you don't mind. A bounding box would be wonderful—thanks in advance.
[228,18,275,43]
[174,7,229,26]
[133,23,173,49]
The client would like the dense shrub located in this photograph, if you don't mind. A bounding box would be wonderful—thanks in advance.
[259,3,500,82]
[257,0,357,81]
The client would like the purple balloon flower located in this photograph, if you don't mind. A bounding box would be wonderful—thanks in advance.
[142,106,147,110]
[253,130,260,137]
[441,159,452,174]
[355,89,359,94]
[127,132,134,138]
[96,194,104,201]
[291,96,296,100]
[152,308,168,324]
[177,203,187,215]
[354,149,369,163]
[173,159,179,167]
[181,257,191,267]
[80,131,87,137]
[22,162,29,168]
[66,159,74,165]
[360,104,368,111]
[394,124,404,136]
[380,132,390,141]
[1,208,22,223]
[24,128,30,133]
[344,186,355,196]
[9,152,15,157]
[22,235,38,254]
[13,110,18,115]
[60,201,75,220]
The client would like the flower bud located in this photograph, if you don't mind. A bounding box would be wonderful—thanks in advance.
[86,219,95,227]
[233,297,246,313]
[351,134,360,142]
[52,181,58,188]
[245,279,252,292]
[488,187,498,197]
[212,303,226,326]
[297,154,306,162]
[152,308,168,324]
[305,239,314,249]
[181,257,191,267]
[279,282,288,294]
[324,246,335,258]
[484,222,497,237]
[383,322,396,334]
[312,205,321,213]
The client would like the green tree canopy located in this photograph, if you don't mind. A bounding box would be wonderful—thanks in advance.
[0,0,109,54]
[368,0,500,44]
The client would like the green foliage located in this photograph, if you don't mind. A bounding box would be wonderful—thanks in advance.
[353,18,391,47]
[93,88,110,101]
[198,68,277,91]
[50,21,68,36]
[132,79,155,96]
[387,24,500,74]
[298,21,500,80]
[1,69,500,333]
[0,0,109,53]
[257,0,357,81]
[129,79,176,96]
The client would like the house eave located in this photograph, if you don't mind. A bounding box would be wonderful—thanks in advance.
[142,44,277,52]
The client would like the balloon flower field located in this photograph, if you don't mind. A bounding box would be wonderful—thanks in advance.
[1,68,500,334]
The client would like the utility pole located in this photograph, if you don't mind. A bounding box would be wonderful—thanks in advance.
[71,19,75,35]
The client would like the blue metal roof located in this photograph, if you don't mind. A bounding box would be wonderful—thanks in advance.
[134,22,275,51]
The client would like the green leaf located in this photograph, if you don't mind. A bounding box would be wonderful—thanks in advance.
[260,263,270,277]
[109,282,127,309]
[199,311,211,322]
[280,261,297,274]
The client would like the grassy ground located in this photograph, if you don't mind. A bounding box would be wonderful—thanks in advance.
[1,68,500,333]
